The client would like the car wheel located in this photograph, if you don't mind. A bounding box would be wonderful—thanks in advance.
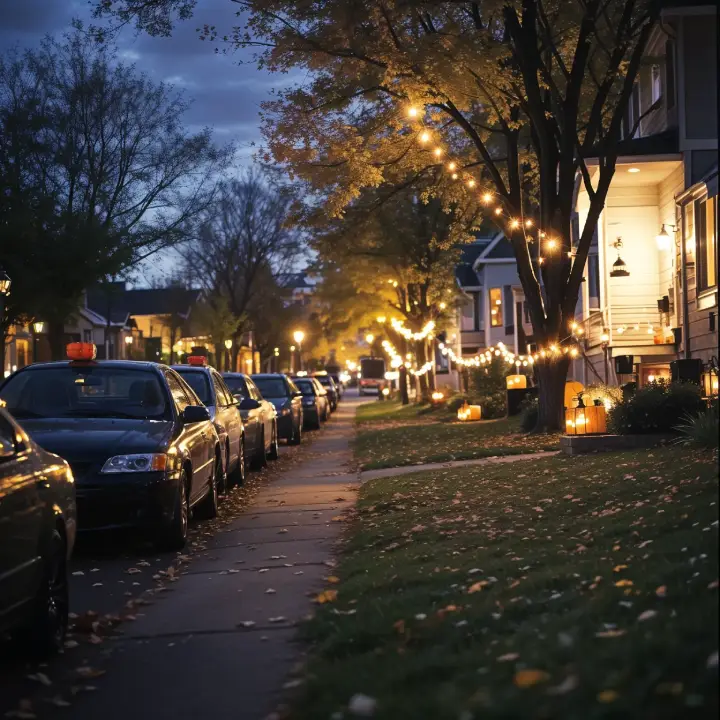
[268,422,279,460]
[196,454,220,520]
[29,528,68,657]
[159,470,189,550]
[228,436,246,486]
[288,418,302,445]
[251,428,268,470]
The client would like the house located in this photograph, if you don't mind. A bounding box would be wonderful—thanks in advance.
[86,283,202,362]
[278,272,316,308]
[570,0,717,390]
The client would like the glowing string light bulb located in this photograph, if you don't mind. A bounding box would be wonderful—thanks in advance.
[448,161,456,171]
[433,147,443,158]
[482,192,493,204]
[407,106,419,118]
[467,179,476,188]
[419,131,431,144]
[509,219,520,230]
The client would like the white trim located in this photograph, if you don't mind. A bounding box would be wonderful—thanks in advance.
[473,231,506,266]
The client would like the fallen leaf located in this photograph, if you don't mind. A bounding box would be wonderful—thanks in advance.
[497,653,519,662]
[393,620,405,634]
[546,675,579,696]
[348,693,377,716]
[26,673,51,687]
[75,667,106,679]
[237,621,256,628]
[595,630,626,638]
[265,588,276,595]
[614,580,633,587]
[326,576,340,584]
[656,585,667,597]
[125,568,141,575]
[514,670,550,688]
[597,690,619,703]
[468,581,488,594]
[316,590,338,604]
[50,697,71,708]
[637,610,658,622]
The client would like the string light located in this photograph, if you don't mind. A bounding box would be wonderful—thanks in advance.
[467,179,476,188]
[407,106,419,118]
[482,192,493,204]
[390,318,435,341]
[434,147,443,158]
[419,131,431,144]
[546,239,558,251]
[448,161,456,171]
[509,219,520,230]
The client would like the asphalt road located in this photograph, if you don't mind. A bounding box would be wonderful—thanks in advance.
[0,391,362,720]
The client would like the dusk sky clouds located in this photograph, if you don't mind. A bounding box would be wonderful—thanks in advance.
[0,0,296,282]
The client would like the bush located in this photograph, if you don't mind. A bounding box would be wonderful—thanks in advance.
[675,401,719,449]
[608,381,706,434]
[584,383,623,409]
[468,356,507,419]
[520,395,539,432]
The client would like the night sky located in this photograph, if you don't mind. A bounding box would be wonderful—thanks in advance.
[0,0,295,281]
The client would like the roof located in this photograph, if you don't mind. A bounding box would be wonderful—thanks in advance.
[86,285,202,319]
[482,236,516,260]
[455,240,489,287]
[584,128,680,160]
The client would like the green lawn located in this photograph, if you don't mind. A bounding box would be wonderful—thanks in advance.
[293,447,719,719]
[354,414,559,470]
[355,398,456,426]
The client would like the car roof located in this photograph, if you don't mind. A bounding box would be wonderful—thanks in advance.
[171,364,218,375]
[251,373,287,378]
[11,360,166,372]
[222,372,250,379]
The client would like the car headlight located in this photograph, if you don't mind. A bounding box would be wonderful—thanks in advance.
[101,454,168,473]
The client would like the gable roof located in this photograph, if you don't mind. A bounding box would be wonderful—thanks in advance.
[455,239,490,288]
[86,284,202,319]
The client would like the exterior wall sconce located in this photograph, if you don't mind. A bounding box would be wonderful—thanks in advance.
[609,238,630,277]
[655,223,677,251]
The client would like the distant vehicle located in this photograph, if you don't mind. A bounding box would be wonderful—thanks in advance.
[251,374,304,445]
[313,372,339,410]
[221,372,279,468]
[324,365,344,399]
[173,357,246,489]
[0,345,222,550]
[292,377,329,429]
[0,407,76,655]
[359,357,386,395]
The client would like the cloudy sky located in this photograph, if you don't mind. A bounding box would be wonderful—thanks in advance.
[0,0,295,281]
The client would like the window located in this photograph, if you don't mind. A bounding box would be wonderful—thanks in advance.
[461,295,475,331]
[651,64,662,104]
[83,329,92,343]
[174,369,211,405]
[696,196,717,290]
[212,373,232,407]
[223,374,249,399]
[489,288,503,327]
[165,372,192,412]
[665,39,675,109]
[588,253,601,309]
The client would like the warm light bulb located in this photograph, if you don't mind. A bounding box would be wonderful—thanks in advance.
[570,348,578,357]
[482,192,493,204]
[439,302,446,310]
[407,106,419,118]
[600,332,609,343]
[546,239,558,251]
[525,219,533,228]
[451,173,458,180]
[538,257,545,264]
[509,219,520,229]
[448,161,456,171]
[419,131,431,144]
[434,147,443,157]
[494,207,502,216]
[467,179,476,188]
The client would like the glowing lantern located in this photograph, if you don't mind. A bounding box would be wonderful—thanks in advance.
[564,396,607,435]
[457,402,482,421]
[564,380,584,409]
[506,374,527,389]
[431,391,445,404]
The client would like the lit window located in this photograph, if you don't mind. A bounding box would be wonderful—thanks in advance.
[696,196,717,290]
[651,64,662,104]
[489,288,503,327]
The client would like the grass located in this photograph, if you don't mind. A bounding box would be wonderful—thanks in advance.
[355,398,457,426]
[293,447,719,719]
[354,411,559,470]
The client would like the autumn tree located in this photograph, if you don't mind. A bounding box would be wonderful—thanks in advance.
[0,28,228,359]
[181,168,303,369]
[95,0,662,429]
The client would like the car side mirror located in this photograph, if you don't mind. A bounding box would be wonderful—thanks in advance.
[239,397,261,411]
[182,405,210,423]
[292,391,303,398]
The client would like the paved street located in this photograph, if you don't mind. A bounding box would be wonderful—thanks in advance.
[0,394,363,719]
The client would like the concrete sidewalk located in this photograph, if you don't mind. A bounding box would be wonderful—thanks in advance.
[70,397,362,720]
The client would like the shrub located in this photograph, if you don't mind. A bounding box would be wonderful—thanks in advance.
[519,395,539,432]
[584,383,623,409]
[675,401,719,449]
[468,356,507,419]
[608,380,705,434]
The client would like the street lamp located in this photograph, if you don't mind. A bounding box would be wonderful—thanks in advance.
[32,321,44,334]
[293,330,305,371]
[32,320,44,364]
[224,339,233,372]
[365,333,375,344]
[0,268,11,335]
[124,334,133,360]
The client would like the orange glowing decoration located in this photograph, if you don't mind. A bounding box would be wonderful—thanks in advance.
[457,402,482,421]
[565,395,607,435]
[506,374,527,389]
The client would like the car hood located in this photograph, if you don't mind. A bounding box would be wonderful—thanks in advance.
[20,418,176,463]
[265,397,290,411]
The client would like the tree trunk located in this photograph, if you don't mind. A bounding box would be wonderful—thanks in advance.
[47,319,66,361]
[398,366,409,405]
[533,357,570,433]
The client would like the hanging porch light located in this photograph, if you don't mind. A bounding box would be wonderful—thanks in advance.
[609,238,630,278]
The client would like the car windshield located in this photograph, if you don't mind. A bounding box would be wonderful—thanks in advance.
[223,375,248,398]
[174,369,212,405]
[0,366,170,420]
[294,380,315,396]
[252,377,287,399]
[316,376,331,386]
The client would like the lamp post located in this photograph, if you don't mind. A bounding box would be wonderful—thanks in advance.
[0,268,11,375]
[124,334,133,359]
[600,330,610,383]
[290,345,296,373]
[293,330,305,371]
[32,321,44,363]
[224,339,233,372]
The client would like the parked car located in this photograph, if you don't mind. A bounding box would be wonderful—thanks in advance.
[173,358,246,488]
[221,372,279,467]
[251,374,303,445]
[292,377,329,430]
[0,407,76,655]
[327,372,344,399]
[0,345,222,550]
[313,372,339,411]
